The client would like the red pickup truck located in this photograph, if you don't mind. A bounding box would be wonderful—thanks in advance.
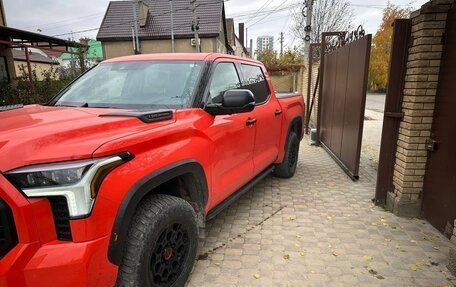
[0,53,304,286]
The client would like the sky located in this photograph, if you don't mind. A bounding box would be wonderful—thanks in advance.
[4,0,427,52]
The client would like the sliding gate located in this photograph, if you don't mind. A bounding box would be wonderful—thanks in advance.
[317,27,372,180]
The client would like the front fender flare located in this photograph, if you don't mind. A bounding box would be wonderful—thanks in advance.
[107,159,208,265]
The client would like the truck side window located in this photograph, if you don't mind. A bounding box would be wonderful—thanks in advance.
[241,64,270,104]
[208,62,241,104]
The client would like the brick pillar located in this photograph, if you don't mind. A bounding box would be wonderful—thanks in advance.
[387,0,454,217]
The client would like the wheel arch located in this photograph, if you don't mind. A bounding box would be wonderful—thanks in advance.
[288,116,303,140]
[107,159,208,265]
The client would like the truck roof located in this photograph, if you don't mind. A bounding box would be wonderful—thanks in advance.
[102,53,263,65]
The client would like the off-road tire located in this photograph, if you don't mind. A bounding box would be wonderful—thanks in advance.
[273,132,300,178]
[116,194,198,287]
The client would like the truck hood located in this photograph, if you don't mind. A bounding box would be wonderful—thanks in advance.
[0,105,175,172]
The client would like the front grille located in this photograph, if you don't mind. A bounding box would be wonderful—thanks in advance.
[48,197,72,241]
[0,198,17,259]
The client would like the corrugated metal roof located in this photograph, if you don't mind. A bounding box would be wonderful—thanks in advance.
[12,49,59,64]
[97,0,224,41]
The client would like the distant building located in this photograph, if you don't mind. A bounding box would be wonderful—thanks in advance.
[12,49,60,80]
[97,0,231,59]
[257,35,274,54]
[60,39,103,68]
[225,19,249,58]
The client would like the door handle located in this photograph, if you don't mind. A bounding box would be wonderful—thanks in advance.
[246,118,257,126]
[275,110,283,116]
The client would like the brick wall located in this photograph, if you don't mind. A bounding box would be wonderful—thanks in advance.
[388,0,454,217]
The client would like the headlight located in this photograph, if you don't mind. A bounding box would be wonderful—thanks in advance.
[5,153,132,218]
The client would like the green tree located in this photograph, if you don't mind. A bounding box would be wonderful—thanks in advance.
[257,49,278,68]
[257,48,304,70]
[368,3,411,92]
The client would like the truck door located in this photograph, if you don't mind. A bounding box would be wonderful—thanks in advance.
[240,64,282,175]
[204,61,255,206]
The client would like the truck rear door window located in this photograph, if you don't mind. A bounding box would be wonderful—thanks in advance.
[240,64,270,104]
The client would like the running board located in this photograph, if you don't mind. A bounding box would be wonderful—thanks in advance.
[206,165,274,221]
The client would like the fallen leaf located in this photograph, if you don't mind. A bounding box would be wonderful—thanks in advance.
[285,216,296,221]
[410,240,417,244]
[433,246,440,251]
[327,215,333,221]
[384,238,391,242]
[283,254,290,260]
[332,251,339,257]
[299,251,305,257]
[415,261,423,267]
[327,244,332,248]
[409,265,418,271]
[363,255,373,261]
[367,268,378,275]
[253,274,261,279]
[380,218,387,223]
[310,270,315,274]
[327,183,336,189]
[371,223,378,226]
[294,243,301,248]
[296,234,302,239]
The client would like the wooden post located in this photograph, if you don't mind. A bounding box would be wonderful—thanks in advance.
[23,46,35,94]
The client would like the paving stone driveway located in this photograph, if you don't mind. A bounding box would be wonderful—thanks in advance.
[188,138,456,287]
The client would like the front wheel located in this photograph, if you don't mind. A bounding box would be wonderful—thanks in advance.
[273,132,300,178]
[116,194,198,287]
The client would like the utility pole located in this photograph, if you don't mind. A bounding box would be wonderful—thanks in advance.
[279,32,284,57]
[191,0,201,53]
[170,0,175,52]
[303,0,314,63]
[132,0,140,54]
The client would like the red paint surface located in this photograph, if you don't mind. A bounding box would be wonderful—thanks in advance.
[0,53,304,286]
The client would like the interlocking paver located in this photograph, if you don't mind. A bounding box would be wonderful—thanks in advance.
[188,137,456,286]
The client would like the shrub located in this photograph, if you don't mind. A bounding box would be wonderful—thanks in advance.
[0,65,78,106]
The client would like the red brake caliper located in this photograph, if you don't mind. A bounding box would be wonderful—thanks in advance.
[164,247,174,261]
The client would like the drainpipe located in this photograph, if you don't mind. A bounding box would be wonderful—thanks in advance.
[132,0,140,54]
[170,0,175,52]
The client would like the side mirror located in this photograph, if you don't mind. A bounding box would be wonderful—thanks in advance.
[205,89,255,116]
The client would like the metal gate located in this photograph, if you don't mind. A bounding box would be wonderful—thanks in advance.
[375,19,411,204]
[317,27,372,180]
[422,6,456,236]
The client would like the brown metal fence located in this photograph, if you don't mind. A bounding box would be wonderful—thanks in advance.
[375,19,411,204]
[307,27,372,180]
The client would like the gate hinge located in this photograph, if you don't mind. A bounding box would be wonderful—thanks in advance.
[426,138,437,152]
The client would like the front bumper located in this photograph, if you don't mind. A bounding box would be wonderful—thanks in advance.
[0,174,117,287]
[0,236,115,287]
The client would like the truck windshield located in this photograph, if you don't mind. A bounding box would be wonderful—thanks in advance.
[50,61,204,109]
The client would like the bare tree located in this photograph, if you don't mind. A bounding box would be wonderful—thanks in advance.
[292,0,354,44]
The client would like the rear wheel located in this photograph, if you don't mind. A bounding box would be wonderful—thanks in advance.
[116,194,198,287]
[273,132,300,178]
